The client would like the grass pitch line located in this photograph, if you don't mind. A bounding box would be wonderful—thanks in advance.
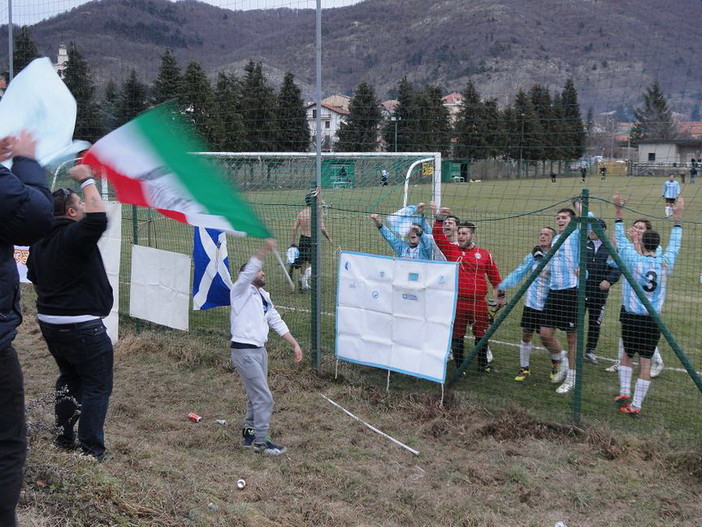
[321,394,420,456]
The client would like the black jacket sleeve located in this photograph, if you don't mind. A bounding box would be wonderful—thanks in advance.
[0,157,53,245]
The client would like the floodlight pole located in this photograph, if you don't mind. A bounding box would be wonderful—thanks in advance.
[391,116,401,152]
[7,0,14,80]
[311,0,322,372]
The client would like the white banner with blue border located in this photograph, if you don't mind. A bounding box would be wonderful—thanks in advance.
[335,251,458,383]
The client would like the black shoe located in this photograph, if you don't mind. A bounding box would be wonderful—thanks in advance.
[53,438,77,452]
[242,426,255,448]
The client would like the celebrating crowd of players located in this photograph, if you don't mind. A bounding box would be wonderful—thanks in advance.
[370,192,684,419]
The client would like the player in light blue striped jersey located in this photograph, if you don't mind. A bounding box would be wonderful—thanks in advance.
[498,227,555,382]
[612,193,683,417]
[539,208,581,394]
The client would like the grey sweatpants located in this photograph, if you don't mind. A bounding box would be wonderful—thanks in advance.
[230,346,273,443]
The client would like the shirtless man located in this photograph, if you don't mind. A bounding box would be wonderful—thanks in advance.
[290,190,332,291]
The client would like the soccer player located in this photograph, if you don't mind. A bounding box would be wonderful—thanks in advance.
[433,208,504,372]
[290,189,332,291]
[582,218,621,365]
[498,227,555,381]
[605,218,665,376]
[369,214,434,260]
[612,194,683,417]
[539,208,580,394]
[662,174,681,218]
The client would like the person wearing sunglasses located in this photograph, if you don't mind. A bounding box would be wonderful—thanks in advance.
[27,164,113,462]
[0,130,54,527]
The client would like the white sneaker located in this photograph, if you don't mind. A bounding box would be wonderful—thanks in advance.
[650,361,664,378]
[556,378,575,394]
[605,361,620,373]
[584,351,598,365]
[550,360,568,384]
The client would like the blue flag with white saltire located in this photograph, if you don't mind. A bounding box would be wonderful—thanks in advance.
[192,227,233,310]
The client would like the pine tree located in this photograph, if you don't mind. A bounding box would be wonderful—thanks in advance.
[481,98,503,159]
[454,81,487,160]
[152,49,182,105]
[416,85,451,156]
[117,69,149,126]
[512,89,541,175]
[240,61,277,151]
[382,77,419,152]
[276,72,310,152]
[181,60,220,147]
[213,70,246,151]
[13,26,39,75]
[101,80,120,132]
[528,84,552,161]
[560,78,585,161]
[336,82,382,152]
[62,43,103,143]
[630,81,677,144]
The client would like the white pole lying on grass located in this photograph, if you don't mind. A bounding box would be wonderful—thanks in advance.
[272,247,295,292]
[321,394,420,456]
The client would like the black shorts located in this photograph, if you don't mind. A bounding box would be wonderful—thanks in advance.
[293,235,312,267]
[620,309,660,359]
[520,306,544,333]
[541,287,577,332]
[665,198,677,204]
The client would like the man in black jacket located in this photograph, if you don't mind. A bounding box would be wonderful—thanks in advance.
[584,218,621,365]
[0,131,54,527]
[27,164,114,461]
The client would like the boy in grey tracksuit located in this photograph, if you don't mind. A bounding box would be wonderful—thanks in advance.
[229,239,302,456]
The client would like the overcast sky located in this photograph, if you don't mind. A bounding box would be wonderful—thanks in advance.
[4,0,362,25]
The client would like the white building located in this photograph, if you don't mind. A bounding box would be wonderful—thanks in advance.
[305,95,350,152]
[54,43,68,78]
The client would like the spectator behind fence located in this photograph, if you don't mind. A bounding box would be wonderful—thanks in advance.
[0,131,54,527]
[27,164,114,462]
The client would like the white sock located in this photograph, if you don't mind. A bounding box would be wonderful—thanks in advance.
[550,352,562,362]
[566,368,576,383]
[617,338,624,362]
[653,347,663,364]
[302,267,311,287]
[519,341,532,369]
[632,378,651,410]
[618,365,633,396]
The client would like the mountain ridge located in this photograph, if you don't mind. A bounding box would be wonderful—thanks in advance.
[1,0,700,115]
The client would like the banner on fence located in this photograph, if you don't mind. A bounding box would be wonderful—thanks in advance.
[335,251,457,383]
[193,227,232,310]
[99,202,122,344]
[130,245,191,331]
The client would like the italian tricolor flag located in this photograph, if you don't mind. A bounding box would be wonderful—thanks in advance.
[83,104,271,238]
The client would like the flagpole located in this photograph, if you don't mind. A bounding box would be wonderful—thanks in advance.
[272,247,295,292]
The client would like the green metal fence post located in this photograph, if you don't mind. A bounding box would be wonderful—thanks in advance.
[573,189,590,425]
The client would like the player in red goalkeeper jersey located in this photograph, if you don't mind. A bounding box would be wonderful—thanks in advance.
[433,207,505,372]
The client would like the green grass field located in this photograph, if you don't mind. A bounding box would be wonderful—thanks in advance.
[17,170,701,525]
[114,171,702,445]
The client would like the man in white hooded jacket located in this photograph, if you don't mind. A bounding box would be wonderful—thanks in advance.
[229,238,303,456]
